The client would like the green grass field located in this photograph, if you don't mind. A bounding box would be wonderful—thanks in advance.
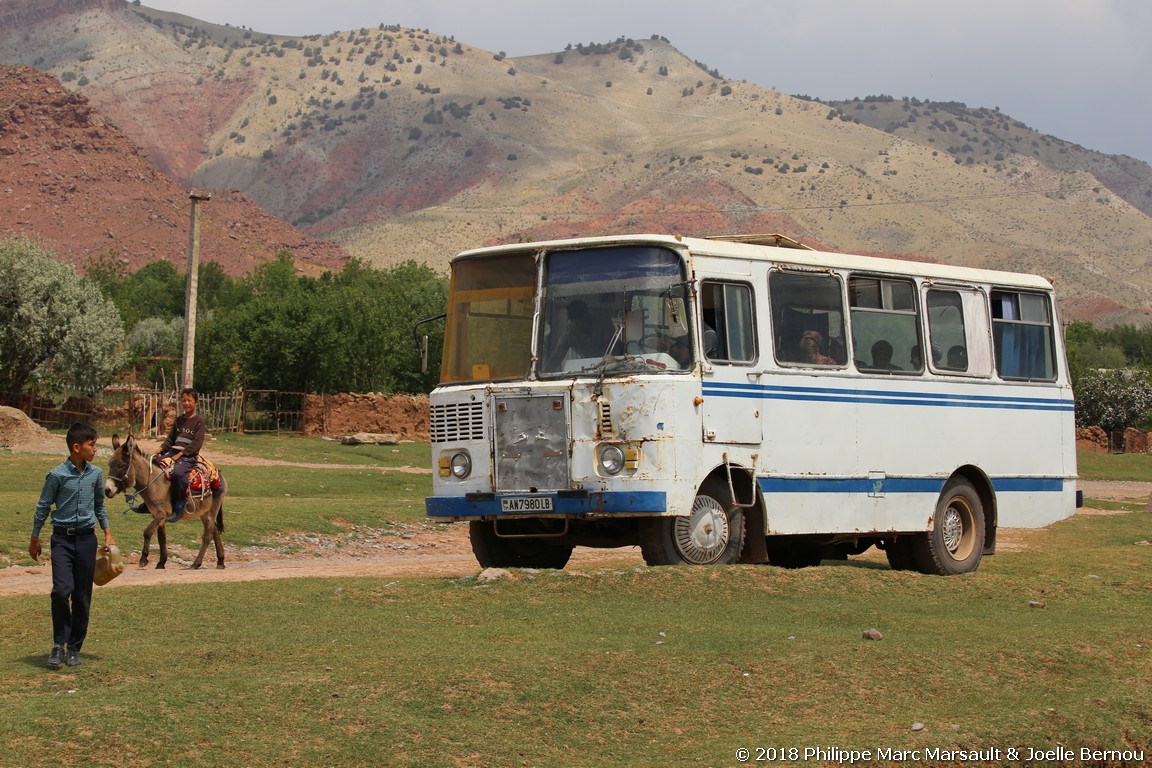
[1,440,1149,767]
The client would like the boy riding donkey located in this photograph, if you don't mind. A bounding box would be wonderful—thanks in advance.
[153,388,205,523]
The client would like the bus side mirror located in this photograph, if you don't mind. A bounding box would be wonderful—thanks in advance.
[413,313,447,377]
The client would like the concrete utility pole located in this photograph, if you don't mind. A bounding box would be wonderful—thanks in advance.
[181,190,211,390]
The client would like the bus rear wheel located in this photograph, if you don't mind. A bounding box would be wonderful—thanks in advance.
[638,482,745,566]
[469,521,574,569]
[914,478,985,575]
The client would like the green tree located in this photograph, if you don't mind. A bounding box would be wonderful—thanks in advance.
[0,237,125,394]
[1074,368,1152,434]
[194,255,446,394]
[1064,320,1127,389]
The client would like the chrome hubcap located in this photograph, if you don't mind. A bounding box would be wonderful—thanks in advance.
[674,495,730,564]
[941,499,975,560]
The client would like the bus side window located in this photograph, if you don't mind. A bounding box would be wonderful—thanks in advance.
[991,289,1056,380]
[848,275,920,373]
[700,281,756,363]
[927,290,966,372]
[927,287,993,377]
[769,270,846,367]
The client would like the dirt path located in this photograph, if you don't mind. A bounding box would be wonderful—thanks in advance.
[0,531,649,598]
[0,520,647,596]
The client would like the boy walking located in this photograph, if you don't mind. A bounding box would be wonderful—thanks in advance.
[29,423,115,669]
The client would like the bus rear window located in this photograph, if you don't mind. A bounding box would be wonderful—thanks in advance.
[991,290,1056,380]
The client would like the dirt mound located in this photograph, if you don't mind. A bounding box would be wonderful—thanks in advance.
[0,406,59,452]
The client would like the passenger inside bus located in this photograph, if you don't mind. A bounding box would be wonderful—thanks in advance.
[868,339,902,371]
[544,299,617,369]
[946,344,968,371]
[798,330,837,365]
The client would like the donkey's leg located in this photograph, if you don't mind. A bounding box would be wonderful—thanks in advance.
[192,516,212,569]
[212,511,226,569]
[155,522,168,569]
[139,517,162,568]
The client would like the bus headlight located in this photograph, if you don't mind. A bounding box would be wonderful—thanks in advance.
[450,451,472,479]
[598,444,625,475]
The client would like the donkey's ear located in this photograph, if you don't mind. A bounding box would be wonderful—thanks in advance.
[124,434,135,452]
[111,434,121,451]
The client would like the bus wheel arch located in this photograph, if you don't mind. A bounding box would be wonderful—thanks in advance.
[638,471,747,566]
[951,465,998,554]
[914,471,990,575]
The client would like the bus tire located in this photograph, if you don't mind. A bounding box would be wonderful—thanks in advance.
[914,478,985,575]
[883,537,920,571]
[469,521,574,569]
[638,482,745,566]
[765,538,824,568]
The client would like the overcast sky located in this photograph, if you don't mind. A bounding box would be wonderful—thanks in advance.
[143,0,1152,165]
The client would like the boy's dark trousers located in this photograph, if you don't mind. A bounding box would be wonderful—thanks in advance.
[50,529,97,651]
[170,455,197,504]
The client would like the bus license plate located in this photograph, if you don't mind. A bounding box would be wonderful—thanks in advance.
[500,496,554,513]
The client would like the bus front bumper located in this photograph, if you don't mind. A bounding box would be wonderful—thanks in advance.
[425,490,667,519]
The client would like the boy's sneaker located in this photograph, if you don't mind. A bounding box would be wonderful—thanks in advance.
[47,645,64,669]
[66,647,81,667]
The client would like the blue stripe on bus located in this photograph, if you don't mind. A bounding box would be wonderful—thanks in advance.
[758,476,1065,494]
[758,477,946,494]
[702,381,1074,411]
[426,491,668,518]
[990,477,1064,492]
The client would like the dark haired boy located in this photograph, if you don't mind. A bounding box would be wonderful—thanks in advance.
[29,423,115,669]
[152,387,205,523]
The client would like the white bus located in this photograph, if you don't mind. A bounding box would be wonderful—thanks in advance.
[425,234,1078,575]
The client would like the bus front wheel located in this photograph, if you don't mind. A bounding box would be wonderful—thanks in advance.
[638,482,745,566]
[469,521,574,569]
[914,478,985,575]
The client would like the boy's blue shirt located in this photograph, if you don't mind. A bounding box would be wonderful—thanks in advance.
[32,458,108,537]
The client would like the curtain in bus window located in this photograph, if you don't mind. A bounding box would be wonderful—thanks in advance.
[960,290,992,376]
[991,290,1054,380]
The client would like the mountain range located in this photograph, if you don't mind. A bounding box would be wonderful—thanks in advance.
[2,0,1151,324]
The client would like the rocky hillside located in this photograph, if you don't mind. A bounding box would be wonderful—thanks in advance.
[1,0,1151,324]
[0,64,348,276]
[820,95,1152,219]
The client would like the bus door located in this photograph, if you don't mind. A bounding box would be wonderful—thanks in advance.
[699,280,763,445]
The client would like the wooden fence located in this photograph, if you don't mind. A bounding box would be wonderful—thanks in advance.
[4,388,270,435]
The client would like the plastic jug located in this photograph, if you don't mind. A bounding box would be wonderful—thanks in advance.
[94,544,125,586]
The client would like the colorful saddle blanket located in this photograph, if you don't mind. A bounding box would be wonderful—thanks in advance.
[187,457,223,497]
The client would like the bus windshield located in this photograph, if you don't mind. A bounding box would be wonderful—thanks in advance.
[439,252,536,383]
[539,245,691,376]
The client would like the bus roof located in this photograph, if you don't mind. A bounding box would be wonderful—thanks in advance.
[452,234,1055,291]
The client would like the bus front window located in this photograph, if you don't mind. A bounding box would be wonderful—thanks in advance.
[440,253,536,383]
[539,245,690,376]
